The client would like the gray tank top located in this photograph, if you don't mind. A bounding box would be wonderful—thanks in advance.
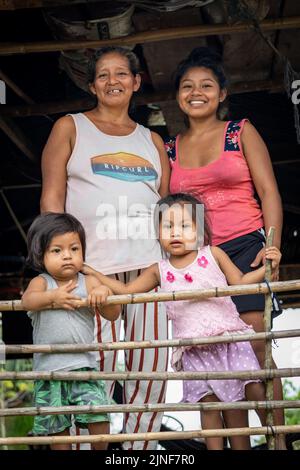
[28,272,97,372]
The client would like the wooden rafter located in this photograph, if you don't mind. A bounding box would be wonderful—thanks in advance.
[0,116,36,160]
[0,79,284,118]
[0,0,92,10]
[1,16,300,55]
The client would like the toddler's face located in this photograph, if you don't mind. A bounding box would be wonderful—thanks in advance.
[159,203,198,255]
[43,232,83,280]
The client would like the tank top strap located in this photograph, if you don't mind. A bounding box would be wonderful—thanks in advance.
[39,273,56,290]
[76,272,88,298]
[223,119,249,153]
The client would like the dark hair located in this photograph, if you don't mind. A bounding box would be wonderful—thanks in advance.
[155,192,211,245]
[174,47,227,91]
[26,212,86,272]
[87,46,140,84]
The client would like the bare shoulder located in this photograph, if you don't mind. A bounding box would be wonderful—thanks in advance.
[210,246,226,264]
[241,120,261,141]
[150,130,165,150]
[51,115,76,137]
[24,275,47,292]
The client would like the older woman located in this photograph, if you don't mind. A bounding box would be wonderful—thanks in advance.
[41,46,170,450]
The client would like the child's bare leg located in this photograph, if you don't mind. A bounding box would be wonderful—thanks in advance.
[50,428,72,450]
[222,408,251,450]
[88,422,110,450]
[200,394,224,450]
[245,381,267,426]
[242,311,286,449]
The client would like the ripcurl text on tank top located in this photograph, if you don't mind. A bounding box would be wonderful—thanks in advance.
[65,113,162,275]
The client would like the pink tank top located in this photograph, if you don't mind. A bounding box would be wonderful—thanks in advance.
[165,120,264,246]
[158,245,252,370]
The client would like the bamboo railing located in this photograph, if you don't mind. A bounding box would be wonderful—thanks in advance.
[1,229,300,449]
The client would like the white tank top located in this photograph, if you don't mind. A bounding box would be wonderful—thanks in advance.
[65,113,162,275]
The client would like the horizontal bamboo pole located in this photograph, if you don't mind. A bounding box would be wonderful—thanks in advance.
[3,328,300,354]
[1,17,300,55]
[0,367,299,382]
[1,400,300,418]
[1,424,300,446]
[1,279,300,311]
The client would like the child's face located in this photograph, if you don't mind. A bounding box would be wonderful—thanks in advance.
[43,232,83,280]
[159,204,198,255]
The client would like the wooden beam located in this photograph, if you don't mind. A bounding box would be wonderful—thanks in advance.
[0,0,93,9]
[1,17,300,55]
[0,69,34,104]
[0,79,283,118]
[0,116,36,160]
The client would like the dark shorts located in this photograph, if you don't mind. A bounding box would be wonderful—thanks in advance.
[218,229,282,318]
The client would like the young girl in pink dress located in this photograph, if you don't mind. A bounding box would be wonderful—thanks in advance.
[85,193,281,450]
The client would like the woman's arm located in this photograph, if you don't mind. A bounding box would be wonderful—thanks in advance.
[151,131,170,198]
[83,263,160,295]
[241,121,283,262]
[211,246,281,286]
[40,116,75,213]
[22,277,81,311]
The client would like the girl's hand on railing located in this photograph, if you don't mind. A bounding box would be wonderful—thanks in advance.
[87,285,111,310]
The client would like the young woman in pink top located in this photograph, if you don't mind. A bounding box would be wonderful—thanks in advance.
[84,193,281,450]
[165,47,285,448]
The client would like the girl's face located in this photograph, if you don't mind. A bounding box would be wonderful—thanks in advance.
[43,232,83,280]
[159,203,198,256]
[89,52,141,108]
[177,66,226,119]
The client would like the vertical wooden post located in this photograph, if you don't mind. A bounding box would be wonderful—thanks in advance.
[264,227,275,450]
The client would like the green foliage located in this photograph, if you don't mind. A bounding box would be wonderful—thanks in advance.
[283,380,300,426]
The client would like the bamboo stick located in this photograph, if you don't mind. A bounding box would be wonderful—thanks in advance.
[1,17,300,56]
[3,328,300,355]
[264,227,275,450]
[1,400,300,418]
[0,367,299,382]
[0,424,299,446]
[1,279,300,311]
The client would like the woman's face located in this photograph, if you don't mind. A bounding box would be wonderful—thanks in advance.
[90,52,141,108]
[177,66,227,119]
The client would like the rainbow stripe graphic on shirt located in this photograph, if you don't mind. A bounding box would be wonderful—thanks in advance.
[91,152,158,182]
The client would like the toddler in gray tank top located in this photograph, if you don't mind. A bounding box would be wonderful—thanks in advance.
[22,212,120,448]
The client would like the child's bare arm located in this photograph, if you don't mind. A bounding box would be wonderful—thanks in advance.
[82,263,160,294]
[211,246,281,285]
[85,274,121,321]
[22,276,81,311]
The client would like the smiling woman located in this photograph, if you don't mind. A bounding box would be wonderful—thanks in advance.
[39,46,170,450]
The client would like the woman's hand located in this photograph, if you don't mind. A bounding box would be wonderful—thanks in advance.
[250,246,266,268]
[265,246,281,281]
[88,285,112,310]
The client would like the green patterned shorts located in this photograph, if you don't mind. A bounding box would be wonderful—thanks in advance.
[32,368,110,435]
